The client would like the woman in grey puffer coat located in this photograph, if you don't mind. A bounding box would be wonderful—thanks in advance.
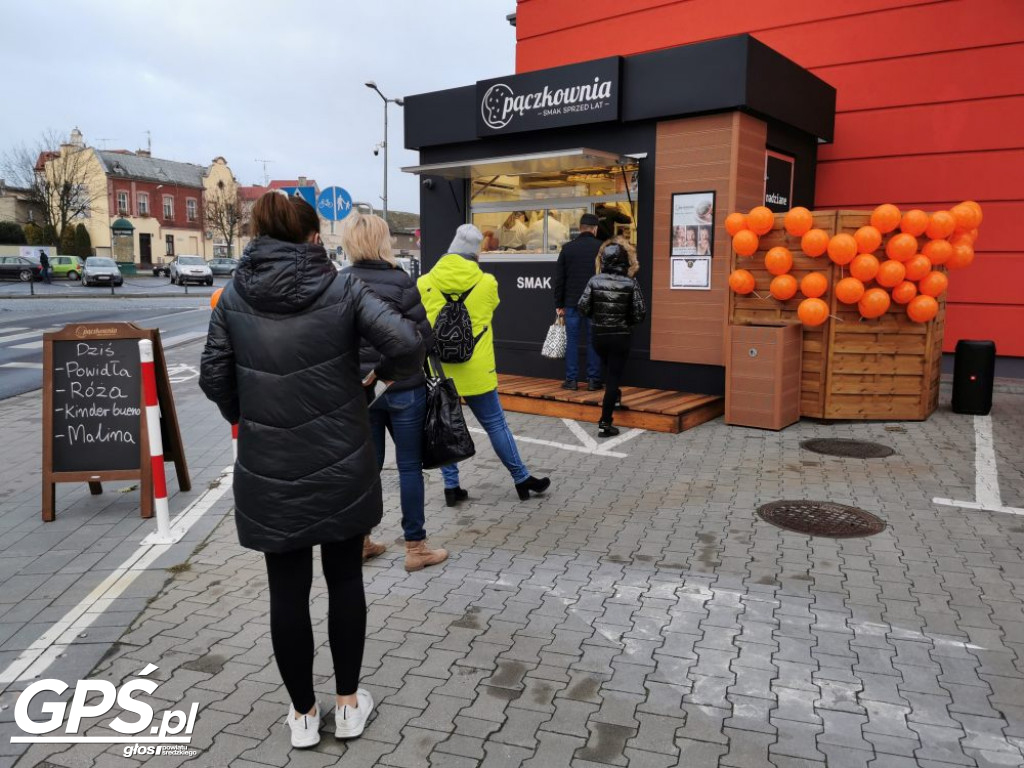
[577,237,646,437]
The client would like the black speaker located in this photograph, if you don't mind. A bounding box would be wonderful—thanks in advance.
[952,339,996,415]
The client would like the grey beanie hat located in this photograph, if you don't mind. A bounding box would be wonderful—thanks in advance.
[448,224,484,255]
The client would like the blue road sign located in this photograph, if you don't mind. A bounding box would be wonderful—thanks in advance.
[316,186,353,221]
[278,186,316,207]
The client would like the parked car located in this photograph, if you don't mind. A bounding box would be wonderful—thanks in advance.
[152,259,171,278]
[168,255,213,286]
[51,255,84,280]
[82,257,124,287]
[0,256,43,282]
[209,257,239,276]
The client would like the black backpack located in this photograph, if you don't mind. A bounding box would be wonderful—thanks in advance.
[433,283,487,363]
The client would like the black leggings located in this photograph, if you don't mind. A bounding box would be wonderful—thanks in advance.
[264,536,365,712]
[594,334,631,424]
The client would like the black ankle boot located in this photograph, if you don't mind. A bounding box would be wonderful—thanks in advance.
[598,422,620,437]
[444,487,469,507]
[515,476,550,500]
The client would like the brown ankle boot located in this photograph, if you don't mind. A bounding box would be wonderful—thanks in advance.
[404,540,448,572]
[362,535,386,561]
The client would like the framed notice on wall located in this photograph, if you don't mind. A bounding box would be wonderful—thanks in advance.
[671,256,711,290]
[671,191,715,258]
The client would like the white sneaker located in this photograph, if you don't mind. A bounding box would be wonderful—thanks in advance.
[286,702,321,748]
[334,689,374,739]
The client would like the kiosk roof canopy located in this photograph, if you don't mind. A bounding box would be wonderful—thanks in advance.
[401,148,636,179]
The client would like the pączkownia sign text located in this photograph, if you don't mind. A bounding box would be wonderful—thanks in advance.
[477,57,621,136]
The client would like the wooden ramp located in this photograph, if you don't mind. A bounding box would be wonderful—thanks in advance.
[497,375,724,434]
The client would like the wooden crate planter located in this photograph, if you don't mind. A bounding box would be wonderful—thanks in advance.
[728,210,945,422]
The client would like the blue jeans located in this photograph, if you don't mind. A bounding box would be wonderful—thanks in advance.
[368,386,427,541]
[564,307,601,382]
[441,389,530,489]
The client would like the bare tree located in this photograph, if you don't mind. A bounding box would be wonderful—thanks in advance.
[205,183,247,258]
[0,129,103,236]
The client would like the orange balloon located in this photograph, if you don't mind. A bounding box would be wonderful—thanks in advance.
[733,229,759,257]
[801,228,829,257]
[891,280,918,305]
[925,211,956,240]
[885,232,918,262]
[951,203,981,231]
[835,277,866,305]
[871,204,902,233]
[800,271,829,298]
[947,242,975,270]
[962,200,983,226]
[877,260,907,287]
[784,207,814,237]
[900,209,929,237]
[769,273,798,301]
[951,231,975,248]
[853,225,882,254]
[729,269,756,294]
[798,298,830,327]
[904,254,932,282]
[922,239,953,266]
[849,253,880,282]
[918,270,949,298]
[858,287,891,319]
[210,287,224,308]
[764,246,794,276]
[968,228,979,242]
[725,212,747,237]
[907,294,939,323]
[747,206,775,236]
[827,233,858,265]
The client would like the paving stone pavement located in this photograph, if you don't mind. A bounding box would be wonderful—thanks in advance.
[4,354,1024,767]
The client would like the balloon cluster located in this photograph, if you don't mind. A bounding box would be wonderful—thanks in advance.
[728,202,983,327]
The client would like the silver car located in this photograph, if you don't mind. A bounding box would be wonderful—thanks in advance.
[82,257,123,287]
[169,255,213,286]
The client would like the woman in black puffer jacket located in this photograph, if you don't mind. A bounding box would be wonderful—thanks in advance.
[577,237,647,437]
[200,192,423,748]
[340,212,446,574]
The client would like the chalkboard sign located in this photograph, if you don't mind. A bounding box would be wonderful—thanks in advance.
[51,337,143,472]
[41,323,190,522]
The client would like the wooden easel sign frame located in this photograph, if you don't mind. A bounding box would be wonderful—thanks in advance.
[41,322,190,522]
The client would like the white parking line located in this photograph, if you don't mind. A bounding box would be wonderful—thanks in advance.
[0,362,43,369]
[10,340,42,350]
[0,466,234,690]
[0,328,59,345]
[933,414,1023,516]
[162,330,207,347]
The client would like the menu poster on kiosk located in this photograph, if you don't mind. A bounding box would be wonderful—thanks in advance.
[670,191,714,290]
[671,191,715,257]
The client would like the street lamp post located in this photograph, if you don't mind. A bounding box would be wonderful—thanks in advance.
[365,81,404,225]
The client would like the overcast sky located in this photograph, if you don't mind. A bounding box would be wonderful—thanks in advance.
[0,1,516,213]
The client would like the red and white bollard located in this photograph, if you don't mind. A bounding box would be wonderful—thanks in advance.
[139,339,180,544]
[231,423,238,460]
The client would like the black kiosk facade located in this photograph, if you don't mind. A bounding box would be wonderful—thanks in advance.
[404,35,835,398]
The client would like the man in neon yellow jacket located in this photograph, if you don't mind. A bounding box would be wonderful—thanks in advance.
[418,224,551,507]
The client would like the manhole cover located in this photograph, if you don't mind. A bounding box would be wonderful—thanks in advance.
[757,500,886,538]
[801,438,894,458]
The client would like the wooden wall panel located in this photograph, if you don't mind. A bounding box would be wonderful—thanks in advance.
[649,112,766,367]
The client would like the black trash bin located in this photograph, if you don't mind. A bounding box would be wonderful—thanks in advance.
[952,339,996,415]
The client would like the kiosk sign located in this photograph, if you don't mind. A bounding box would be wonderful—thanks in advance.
[477,57,621,136]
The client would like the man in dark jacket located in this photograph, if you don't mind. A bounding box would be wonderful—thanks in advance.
[554,213,603,390]
[38,250,51,284]
[595,203,632,241]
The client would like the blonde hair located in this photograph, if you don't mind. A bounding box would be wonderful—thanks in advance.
[339,212,396,266]
[595,236,639,277]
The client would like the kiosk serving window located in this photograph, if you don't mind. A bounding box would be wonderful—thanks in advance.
[404,148,639,259]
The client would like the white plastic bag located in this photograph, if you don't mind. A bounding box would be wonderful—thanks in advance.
[541,316,567,359]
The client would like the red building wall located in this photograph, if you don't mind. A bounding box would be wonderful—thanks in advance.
[515,0,1024,356]
[108,180,204,230]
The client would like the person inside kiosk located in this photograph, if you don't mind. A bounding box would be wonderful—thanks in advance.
[470,162,638,257]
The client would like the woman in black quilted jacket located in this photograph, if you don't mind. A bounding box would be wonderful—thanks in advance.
[577,237,647,438]
[199,192,423,749]
[340,212,446,573]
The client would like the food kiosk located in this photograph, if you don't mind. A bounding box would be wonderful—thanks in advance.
[403,34,836,399]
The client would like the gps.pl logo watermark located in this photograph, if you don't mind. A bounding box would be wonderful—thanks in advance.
[9,664,200,758]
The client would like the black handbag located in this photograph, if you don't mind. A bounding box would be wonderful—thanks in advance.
[421,353,476,470]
